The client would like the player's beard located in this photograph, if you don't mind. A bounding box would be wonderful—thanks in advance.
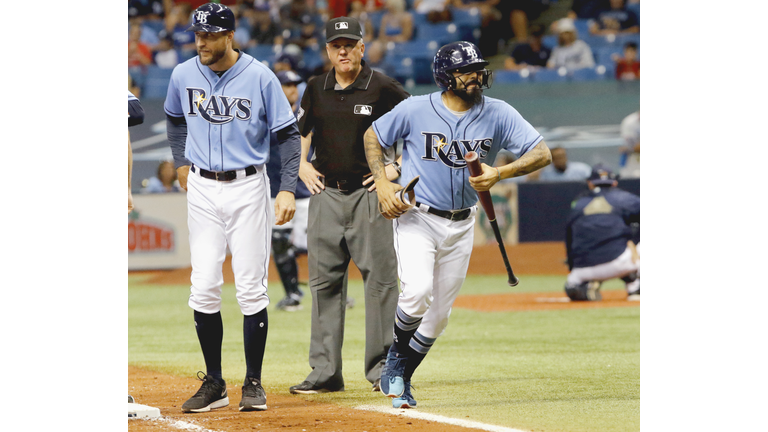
[454,85,483,106]
[199,46,226,66]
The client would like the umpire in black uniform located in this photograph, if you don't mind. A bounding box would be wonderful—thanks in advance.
[289,17,409,394]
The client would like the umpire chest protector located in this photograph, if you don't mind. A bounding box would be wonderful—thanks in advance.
[297,60,408,187]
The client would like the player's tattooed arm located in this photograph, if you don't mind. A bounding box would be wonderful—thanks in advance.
[364,127,408,219]
[501,140,552,179]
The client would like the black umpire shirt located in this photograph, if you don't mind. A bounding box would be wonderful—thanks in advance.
[297,59,409,190]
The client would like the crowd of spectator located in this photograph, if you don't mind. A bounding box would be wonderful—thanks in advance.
[129,0,639,97]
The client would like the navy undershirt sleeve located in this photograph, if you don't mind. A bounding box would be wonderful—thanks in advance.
[166,114,191,169]
[128,100,144,127]
[275,122,301,194]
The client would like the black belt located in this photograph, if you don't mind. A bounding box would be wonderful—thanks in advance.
[191,165,259,182]
[416,202,472,221]
[323,177,364,193]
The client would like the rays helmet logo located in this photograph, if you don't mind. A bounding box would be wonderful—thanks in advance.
[185,88,252,124]
[195,11,210,23]
[421,132,493,168]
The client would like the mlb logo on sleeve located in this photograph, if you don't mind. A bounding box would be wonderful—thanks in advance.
[354,105,372,115]
[335,22,349,30]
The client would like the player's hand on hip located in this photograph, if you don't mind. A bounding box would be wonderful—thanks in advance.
[468,163,500,192]
[177,165,191,191]
[363,163,400,192]
[128,187,134,213]
[274,191,296,225]
[299,161,325,195]
[375,180,409,220]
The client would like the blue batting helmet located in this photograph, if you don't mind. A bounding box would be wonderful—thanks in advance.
[187,3,235,33]
[433,41,491,91]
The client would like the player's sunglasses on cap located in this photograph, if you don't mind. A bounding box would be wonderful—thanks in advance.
[187,3,235,33]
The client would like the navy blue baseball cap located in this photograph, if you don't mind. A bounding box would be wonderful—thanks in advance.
[588,164,618,185]
[187,3,235,33]
[276,70,303,85]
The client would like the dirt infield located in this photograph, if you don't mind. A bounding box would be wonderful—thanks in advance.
[128,367,490,432]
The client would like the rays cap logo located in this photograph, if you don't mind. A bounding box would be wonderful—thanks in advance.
[326,17,363,43]
[187,3,235,33]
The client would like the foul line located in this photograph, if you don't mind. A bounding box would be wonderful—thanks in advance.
[356,405,530,432]
[150,417,223,432]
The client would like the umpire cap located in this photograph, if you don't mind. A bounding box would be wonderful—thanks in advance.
[326,17,363,43]
[187,3,235,33]
[588,164,618,186]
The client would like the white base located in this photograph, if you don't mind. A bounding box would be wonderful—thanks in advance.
[128,402,161,419]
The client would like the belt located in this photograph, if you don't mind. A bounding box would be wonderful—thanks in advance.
[416,202,472,221]
[191,164,260,182]
[323,177,364,193]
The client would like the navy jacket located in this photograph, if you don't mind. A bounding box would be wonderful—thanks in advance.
[565,187,640,269]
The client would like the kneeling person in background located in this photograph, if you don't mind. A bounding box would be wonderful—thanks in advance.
[565,165,640,301]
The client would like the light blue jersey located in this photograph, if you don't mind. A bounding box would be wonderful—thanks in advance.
[164,52,296,172]
[372,92,543,210]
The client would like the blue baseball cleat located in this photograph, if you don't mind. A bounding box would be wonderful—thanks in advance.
[392,380,416,409]
[380,351,407,398]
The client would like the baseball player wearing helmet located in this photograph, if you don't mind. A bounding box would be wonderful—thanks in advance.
[364,41,552,408]
[164,2,301,413]
[564,164,640,301]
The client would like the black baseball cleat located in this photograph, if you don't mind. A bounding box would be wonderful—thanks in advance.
[182,372,229,413]
[289,381,344,394]
[239,377,267,411]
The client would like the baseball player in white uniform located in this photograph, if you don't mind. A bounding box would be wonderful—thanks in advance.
[364,41,552,408]
[164,3,301,413]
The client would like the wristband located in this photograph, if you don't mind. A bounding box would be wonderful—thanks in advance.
[495,167,501,181]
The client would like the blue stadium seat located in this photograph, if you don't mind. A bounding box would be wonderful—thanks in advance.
[414,22,457,45]
[303,47,323,72]
[627,2,640,24]
[412,12,429,28]
[570,67,607,82]
[573,19,591,36]
[388,41,438,84]
[530,68,569,83]
[367,10,385,35]
[451,7,482,29]
[143,66,173,100]
[492,70,531,85]
[594,46,623,65]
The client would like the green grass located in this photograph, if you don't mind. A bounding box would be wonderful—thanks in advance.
[129,273,639,432]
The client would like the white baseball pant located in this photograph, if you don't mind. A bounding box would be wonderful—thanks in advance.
[186,166,272,316]
[393,205,477,339]
[566,244,640,291]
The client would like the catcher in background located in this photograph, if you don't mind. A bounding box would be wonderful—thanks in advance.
[564,164,640,301]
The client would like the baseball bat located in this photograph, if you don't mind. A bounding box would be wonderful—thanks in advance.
[465,151,520,286]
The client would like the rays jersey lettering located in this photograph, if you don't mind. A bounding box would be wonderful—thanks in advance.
[186,88,252,124]
[421,132,492,168]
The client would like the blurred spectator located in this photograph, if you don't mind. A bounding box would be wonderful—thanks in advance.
[129,24,154,69]
[128,0,168,21]
[142,160,182,193]
[129,74,141,99]
[309,46,334,77]
[453,0,503,54]
[248,3,284,47]
[504,24,550,70]
[366,39,396,77]
[280,0,323,49]
[414,0,452,23]
[547,18,595,71]
[348,1,377,43]
[495,0,548,42]
[274,44,308,78]
[589,0,639,36]
[537,147,592,181]
[378,0,414,44]
[619,110,639,178]
[567,0,610,20]
[153,34,179,69]
[613,41,639,80]
[276,70,307,114]
[165,3,196,56]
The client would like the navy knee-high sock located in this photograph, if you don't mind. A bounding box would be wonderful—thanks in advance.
[392,307,422,356]
[194,310,224,385]
[404,331,436,380]
[243,308,269,380]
